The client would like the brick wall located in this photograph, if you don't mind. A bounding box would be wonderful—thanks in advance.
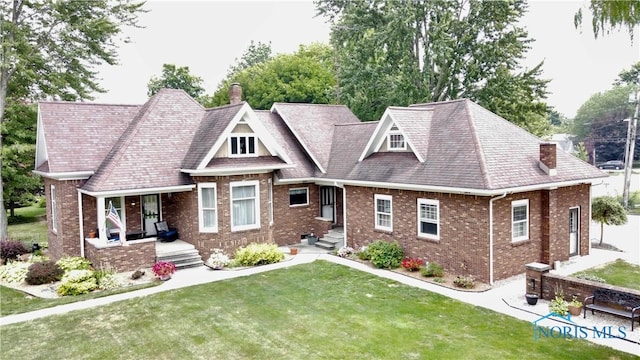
[272,183,320,245]
[345,186,492,282]
[344,183,591,283]
[187,174,274,261]
[84,240,155,272]
[44,178,86,261]
[539,272,640,312]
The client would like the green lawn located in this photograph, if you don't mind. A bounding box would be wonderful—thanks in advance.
[0,261,633,359]
[572,259,640,291]
[6,205,47,245]
[0,282,161,316]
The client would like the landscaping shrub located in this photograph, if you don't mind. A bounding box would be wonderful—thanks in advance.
[401,257,424,272]
[356,246,371,260]
[421,262,444,277]
[25,261,64,285]
[56,256,92,273]
[0,241,29,262]
[367,240,404,269]
[0,262,30,283]
[98,273,125,290]
[453,275,475,289]
[233,243,284,266]
[57,269,98,296]
[573,273,606,283]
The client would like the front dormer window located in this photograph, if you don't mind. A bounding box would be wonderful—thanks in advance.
[230,135,256,156]
[388,132,405,150]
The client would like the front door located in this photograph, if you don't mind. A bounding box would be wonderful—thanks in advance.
[320,186,335,222]
[142,194,160,236]
[569,207,579,256]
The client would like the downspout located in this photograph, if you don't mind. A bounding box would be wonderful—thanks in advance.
[78,190,85,257]
[489,192,507,285]
[334,181,347,248]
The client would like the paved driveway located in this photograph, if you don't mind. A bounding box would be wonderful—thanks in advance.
[590,171,640,264]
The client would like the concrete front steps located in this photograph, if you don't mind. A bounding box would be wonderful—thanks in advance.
[315,227,344,250]
[155,240,204,269]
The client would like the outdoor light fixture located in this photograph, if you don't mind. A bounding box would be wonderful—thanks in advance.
[529,278,536,290]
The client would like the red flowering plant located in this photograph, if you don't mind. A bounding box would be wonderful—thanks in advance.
[152,261,176,277]
[401,257,424,272]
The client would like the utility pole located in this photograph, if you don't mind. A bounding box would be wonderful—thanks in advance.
[622,86,639,209]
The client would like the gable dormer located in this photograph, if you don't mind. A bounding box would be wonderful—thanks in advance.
[359,107,429,162]
[194,102,292,171]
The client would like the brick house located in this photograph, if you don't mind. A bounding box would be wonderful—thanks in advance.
[34,85,606,283]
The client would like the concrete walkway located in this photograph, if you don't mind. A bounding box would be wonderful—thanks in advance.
[1,250,639,356]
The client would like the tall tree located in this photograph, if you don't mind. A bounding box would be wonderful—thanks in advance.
[0,0,145,241]
[147,64,206,100]
[225,41,272,78]
[316,0,550,133]
[572,85,635,163]
[2,102,39,217]
[574,0,640,39]
[208,43,337,109]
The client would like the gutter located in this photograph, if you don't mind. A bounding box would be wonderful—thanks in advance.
[489,192,507,285]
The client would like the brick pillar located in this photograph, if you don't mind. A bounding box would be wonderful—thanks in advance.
[525,262,551,297]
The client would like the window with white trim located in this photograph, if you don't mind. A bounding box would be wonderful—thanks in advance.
[230,180,260,231]
[418,199,439,239]
[374,194,392,231]
[229,134,256,156]
[198,183,218,232]
[388,133,406,150]
[50,185,57,233]
[512,199,529,242]
[289,187,309,206]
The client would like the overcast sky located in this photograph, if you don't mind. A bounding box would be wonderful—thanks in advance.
[94,0,639,119]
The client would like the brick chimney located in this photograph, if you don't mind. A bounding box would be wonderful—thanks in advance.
[539,143,557,176]
[229,83,242,105]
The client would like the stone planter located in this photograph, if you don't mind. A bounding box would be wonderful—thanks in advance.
[525,293,539,305]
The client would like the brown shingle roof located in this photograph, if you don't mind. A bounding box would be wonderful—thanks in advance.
[37,102,140,173]
[82,89,204,192]
[255,110,316,179]
[271,103,360,173]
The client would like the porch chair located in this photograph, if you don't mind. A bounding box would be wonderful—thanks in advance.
[154,221,179,242]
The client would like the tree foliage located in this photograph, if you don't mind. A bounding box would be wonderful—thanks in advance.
[572,62,640,163]
[207,43,337,109]
[1,102,40,216]
[575,0,640,40]
[315,0,550,133]
[147,64,206,101]
[591,196,628,244]
[225,40,273,78]
[0,0,145,241]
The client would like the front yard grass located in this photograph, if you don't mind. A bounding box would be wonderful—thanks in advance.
[572,259,640,291]
[7,204,47,245]
[0,282,161,316]
[0,261,633,359]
